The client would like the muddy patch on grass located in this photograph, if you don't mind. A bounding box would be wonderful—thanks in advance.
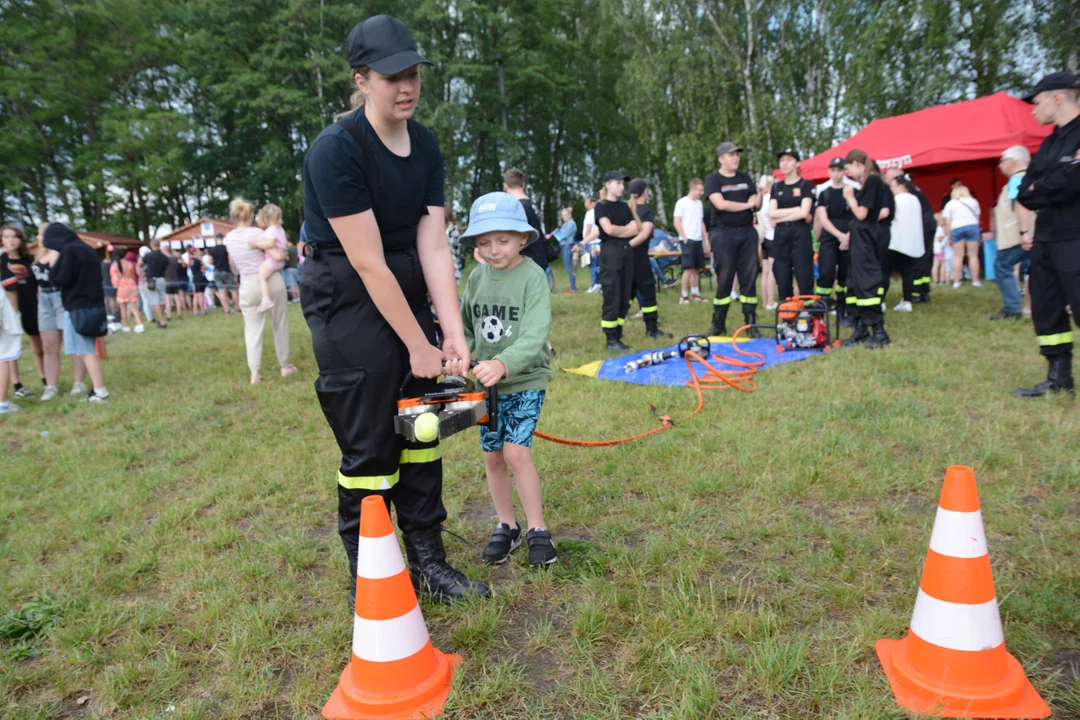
[894,494,935,515]
[241,698,294,719]
[459,499,493,527]
[51,692,92,719]
[1047,647,1080,685]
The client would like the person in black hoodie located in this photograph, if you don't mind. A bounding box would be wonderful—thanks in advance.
[41,223,110,402]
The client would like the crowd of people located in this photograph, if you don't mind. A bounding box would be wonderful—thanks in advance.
[0,199,302,412]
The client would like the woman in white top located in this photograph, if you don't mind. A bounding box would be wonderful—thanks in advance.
[942,185,982,288]
[885,173,927,312]
[222,197,296,384]
[756,176,777,309]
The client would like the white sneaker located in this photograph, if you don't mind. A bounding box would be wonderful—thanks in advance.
[40,386,58,402]
[893,301,913,312]
[972,281,982,288]
[88,390,110,403]
[134,324,145,333]
[730,291,739,300]
[13,386,34,399]
[0,401,19,414]
[121,325,131,332]
[765,303,778,310]
[108,322,123,333]
[632,311,643,319]
[70,382,89,396]
[953,281,962,289]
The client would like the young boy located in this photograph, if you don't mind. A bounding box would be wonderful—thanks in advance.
[461,192,556,567]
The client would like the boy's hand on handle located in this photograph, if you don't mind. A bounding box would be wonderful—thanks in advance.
[409,342,446,379]
[473,359,506,388]
[442,333,471,378]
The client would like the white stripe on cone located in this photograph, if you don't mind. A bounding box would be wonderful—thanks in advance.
[927,508,988,559]
[352,604,431,663]
[357,533,407,580]
[909,590,1005,652]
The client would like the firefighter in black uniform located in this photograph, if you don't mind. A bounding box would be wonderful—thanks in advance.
[705,142,761,336]
[842,149,892,348]
[814,156,854,325]
[627,178,672,340]
[770,149,816,304]
[1015,71,1080,397]
[885,168,935,304]
[300,15,488,603]
[596,170,640,351]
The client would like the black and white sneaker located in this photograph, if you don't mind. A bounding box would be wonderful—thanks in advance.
[482,523,522,564]
[526,528,557,568]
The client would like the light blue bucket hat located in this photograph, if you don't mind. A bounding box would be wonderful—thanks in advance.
[461,192,539,244]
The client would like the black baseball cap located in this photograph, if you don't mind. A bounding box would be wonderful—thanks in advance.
[347,15,432,75]
[602,170,630,183]
[1022,71,1079,102]
[777,148,800,161]
[828,156,845,169]
[716,141,742,156]
[628,178,649,196]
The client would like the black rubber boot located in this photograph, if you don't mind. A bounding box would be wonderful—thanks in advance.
[842,317,870,347]
[605,328,631,352]
[404,527,491,603]
[743,313,761,339]
[864,322,891,349]
[1014,357,1075,398]
[708,305,728,336]
[838,305,857,329]
[644,317,672,339]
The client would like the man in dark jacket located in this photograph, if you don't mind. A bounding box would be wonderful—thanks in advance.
[42,223,110,402]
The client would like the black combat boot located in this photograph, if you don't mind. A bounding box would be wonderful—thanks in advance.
[842,317,871,347]
[645,317,672,339]
[604,328,631,352]
[864,322,891,349]
[743,312,761,338]
[404,527,490,603]
[708,305,728,336]
[1014,356,1075,398]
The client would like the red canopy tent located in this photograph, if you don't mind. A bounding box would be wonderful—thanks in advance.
[800,92,1051,229]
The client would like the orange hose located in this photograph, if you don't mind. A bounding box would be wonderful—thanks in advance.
[534,326,764,447]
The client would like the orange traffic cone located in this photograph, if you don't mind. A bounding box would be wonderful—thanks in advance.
[322,496,461,719]
[875,466,1051,718]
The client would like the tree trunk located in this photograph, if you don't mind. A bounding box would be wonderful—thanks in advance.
[546,104,567,228]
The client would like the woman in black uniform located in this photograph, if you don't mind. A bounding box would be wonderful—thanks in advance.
[627,178,672,340]
[769,149,816,302]
[595,170,640,351]
[842,149,892,348]
[301,14,488,603]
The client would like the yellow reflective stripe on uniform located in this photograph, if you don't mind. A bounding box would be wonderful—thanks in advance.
[739,295,758,304]
[401,447,441,464]
[339,470,399,490]
[835,285,847,293]
[877,287,885,295]
[713,296,732,306]
[814,285,832,295]
[856,297,883,306]
[640,305,658,314]
[1038,332,1074,346]
[913,277,930,285]
[845,295,858,304]
[601,319,618,329]
[617,317,626,326]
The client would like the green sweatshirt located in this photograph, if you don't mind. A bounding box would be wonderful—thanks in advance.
[462,257,552,395]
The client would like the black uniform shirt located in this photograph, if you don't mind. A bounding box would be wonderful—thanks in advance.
[594,200,635,242]
[856,174,892,224]
[816,184,854,235]
[1017,114,1080,243]
[634,204,656,248]
[303,109,444,247]
[519,197,549,270]
[771,178,816,223]
[704,171,755,227]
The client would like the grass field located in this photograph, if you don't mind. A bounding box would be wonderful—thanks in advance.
[2,272,1078,720]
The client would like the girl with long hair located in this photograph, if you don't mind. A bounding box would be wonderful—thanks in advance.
[842,150,892,348]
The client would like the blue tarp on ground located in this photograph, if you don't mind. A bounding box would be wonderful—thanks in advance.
[568,337,823,387]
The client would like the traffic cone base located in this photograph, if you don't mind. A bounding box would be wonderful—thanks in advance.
[876,637,1050,718]
[875,466,1050,719]
[322,646,461,720]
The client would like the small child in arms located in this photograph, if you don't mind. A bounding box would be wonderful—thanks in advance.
[461,192,556,567]
[250,203,288,312]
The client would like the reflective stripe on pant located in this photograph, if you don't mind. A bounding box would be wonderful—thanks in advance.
[913,214,936,297]
[849,220,886,325]
[711,225,759,314]
[1030,238,1080,360]
[631,243,659,321]
[816,236,849,299]
[300,246,448,585]
[772,224,815,301]
[600,240,634,329]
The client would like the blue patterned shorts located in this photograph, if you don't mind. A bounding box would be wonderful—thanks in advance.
[480,390,546,452]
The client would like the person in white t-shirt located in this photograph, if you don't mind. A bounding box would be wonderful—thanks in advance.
[942,185,982,288]
[581,194,601,293]
[756,176,777,309]
[673,178,708,303]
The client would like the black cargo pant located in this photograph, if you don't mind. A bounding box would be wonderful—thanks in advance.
[1030,238,1080,360]
[816,234,849,307]
[600,240,634,333]
[711,225,759,315]
[773,223,815,301]
[300,244,446,585]
[630,243,659,324]
[848,221,887,326]
[882,250,917,302]
[912,215,935,300]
